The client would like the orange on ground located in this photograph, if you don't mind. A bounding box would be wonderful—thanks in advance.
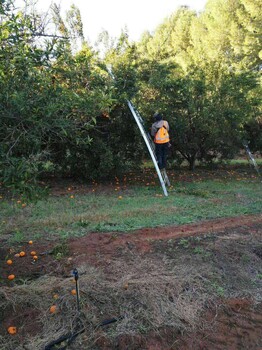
[19,251,26,257]
[8,274,15,280]
[28,240,33,244]
[7,326,17,335]
[71,289,77,295]
[6,259,13,265]
[30,251,37,256]
[50,305,57,313]
[33,255,38,260]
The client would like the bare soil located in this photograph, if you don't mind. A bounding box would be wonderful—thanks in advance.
[1,213,261,349]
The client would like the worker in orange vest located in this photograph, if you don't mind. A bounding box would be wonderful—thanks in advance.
[151,113,170,170]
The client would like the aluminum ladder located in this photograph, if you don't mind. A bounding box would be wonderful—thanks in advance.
[127,100,170,196]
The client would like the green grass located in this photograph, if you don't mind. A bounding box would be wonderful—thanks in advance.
[143,157,262,169]
[0,167,261,243]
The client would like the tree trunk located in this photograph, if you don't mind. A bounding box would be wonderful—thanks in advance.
[188,156,196,171]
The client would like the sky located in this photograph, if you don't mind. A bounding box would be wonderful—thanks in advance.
[19,0,208,45]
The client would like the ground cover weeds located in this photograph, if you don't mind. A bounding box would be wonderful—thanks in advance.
[0,166,261,242]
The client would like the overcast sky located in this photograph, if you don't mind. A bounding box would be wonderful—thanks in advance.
[17,0,208,44]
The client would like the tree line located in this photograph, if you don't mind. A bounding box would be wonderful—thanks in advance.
[0,0,261,196]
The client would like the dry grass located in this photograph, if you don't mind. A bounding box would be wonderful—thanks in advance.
[0,257,214,350]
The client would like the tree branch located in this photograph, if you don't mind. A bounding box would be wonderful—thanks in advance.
[31,33,70,40]
[2,33,70,42]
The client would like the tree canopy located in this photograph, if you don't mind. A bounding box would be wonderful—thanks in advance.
[0,0,261,196]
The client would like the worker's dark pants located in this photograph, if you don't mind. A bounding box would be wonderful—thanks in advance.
[155,143,169,170]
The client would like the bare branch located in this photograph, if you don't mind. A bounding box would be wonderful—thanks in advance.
[2,33,70,42]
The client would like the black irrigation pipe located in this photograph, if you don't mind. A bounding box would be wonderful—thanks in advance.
[99,317,119,326]
[44,317,123,350]
[44,327,85,350]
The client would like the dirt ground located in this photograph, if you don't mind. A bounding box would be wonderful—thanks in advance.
[1,213,262,350]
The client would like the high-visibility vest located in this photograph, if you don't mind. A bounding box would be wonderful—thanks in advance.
[154,121,170,144]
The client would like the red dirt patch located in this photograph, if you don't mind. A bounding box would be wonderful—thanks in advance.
[1,214,261,350]
[173,299,262,350]
[68,214,261,266]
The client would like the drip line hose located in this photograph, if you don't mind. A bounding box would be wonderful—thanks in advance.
[44,317,123,350]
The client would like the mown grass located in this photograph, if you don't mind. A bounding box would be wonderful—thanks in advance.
[0,166,261,243]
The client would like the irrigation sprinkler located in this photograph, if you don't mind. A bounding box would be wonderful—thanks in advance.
[44,265,123,350]
[72,268,80,312]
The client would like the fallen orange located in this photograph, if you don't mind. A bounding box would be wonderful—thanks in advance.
[50,305,57,313]
[6,259,13,265]
[8,274,15,280]
[19,251,26,257]
[30,251,37,256]
[7,326,17,335]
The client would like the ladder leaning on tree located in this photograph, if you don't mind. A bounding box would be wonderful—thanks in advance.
[127,100,170,196]
[107,65,170,196]
[243,141,261,181]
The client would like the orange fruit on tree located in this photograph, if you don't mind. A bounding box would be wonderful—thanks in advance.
[7,326,17,335]
[6,259,13,265]
[19,251,26,257]
[50,305,57,313]
[8,274,15,280]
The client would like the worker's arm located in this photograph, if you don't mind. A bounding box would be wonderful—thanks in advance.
[151,123,158,137]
